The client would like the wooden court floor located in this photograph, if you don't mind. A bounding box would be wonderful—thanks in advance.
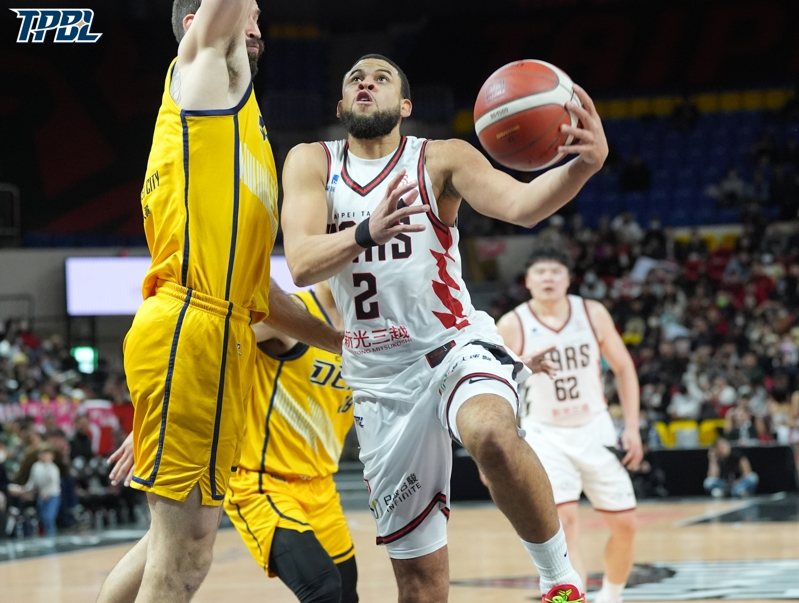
[1,497,797,603]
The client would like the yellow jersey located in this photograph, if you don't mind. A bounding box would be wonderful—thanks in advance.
[139,58,279,321]
[239,290,353,481]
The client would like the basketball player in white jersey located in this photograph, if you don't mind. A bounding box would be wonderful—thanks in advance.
[497,244,643,603]
[281,54,609,603]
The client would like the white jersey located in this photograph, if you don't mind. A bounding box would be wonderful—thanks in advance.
[515,294,606,426]
[320,136,500,398]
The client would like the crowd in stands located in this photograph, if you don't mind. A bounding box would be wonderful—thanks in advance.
[488,207,799,452]
[0,318,142,539]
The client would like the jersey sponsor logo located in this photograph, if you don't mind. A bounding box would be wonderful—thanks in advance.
[11,8,102,43]
[343,325,412,355]
[369,473,422,520]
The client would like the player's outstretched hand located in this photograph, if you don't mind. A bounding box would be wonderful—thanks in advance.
[108,432,135,487]
[367,170,429,245]
[558,84,608,171]
[521,345,558,379]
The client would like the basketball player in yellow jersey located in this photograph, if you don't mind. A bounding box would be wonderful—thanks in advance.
[98,2,342,602]
[105,283,357,602]
[225,281,358,602]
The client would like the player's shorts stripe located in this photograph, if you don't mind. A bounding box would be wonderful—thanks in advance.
[375,492,448,545]
[131,288,193,487]
[330,544,355,562]
[209,302,234,500]
[266,494,310,526]
[232,501,265,570]
[258,362,286,494]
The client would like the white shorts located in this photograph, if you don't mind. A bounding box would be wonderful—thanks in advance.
[523,411,636,511]
[354,339,529,559]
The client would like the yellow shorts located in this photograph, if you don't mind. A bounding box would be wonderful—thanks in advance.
[224,469,355,576]
[126,281,255,505]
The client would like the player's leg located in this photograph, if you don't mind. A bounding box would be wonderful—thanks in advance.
[308,475,359,602]
[353,394,452,601]
[596,509,636,603]
[135,487,222,603]
[95,531,149,603]
[579,416,637,603]
[557,502,585,583]
[391,546,449,603]
[336,556,359,603]
[458,393,560,542]
[121,293,253,601]
[226,472,351,602]
[441,342,583,597]
[523,421,588,588]
[270,528,343,602]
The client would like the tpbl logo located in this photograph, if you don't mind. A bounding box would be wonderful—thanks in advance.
[11,8,102,43]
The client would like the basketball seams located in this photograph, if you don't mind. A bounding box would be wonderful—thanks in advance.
[474,84,574,135]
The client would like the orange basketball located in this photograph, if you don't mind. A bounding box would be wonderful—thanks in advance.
[473,59,581,172]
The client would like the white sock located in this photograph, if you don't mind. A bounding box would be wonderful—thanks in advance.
[521,526,583,593]
[598,577,625,602]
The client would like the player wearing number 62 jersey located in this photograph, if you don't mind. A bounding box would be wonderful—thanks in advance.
[280,53,613,602]
[497,243,644,603]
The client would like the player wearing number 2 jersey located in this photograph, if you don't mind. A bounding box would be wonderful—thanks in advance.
[497,243,643,603]
[281,54,610,603]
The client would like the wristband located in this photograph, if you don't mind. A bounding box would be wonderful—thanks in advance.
[355,217,378,248]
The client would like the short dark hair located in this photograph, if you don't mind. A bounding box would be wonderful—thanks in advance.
[172,0,201,43]
[352,54,412,100]
[526,243,572,271]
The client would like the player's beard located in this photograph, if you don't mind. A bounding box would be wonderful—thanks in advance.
[248,40,264,77]
[339,105,402,139]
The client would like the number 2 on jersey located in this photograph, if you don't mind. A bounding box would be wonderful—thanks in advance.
[353,273,379,319]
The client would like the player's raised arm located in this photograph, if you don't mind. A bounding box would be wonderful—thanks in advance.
[176,0,252,56]
[171,0,260,109]
[437,85,608,228]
